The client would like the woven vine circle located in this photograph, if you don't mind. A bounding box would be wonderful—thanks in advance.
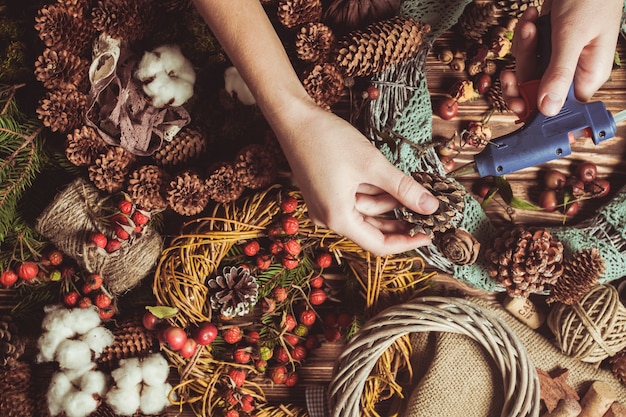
[328,296,540,417]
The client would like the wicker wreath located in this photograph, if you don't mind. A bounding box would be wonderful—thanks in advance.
[328,296,540,417]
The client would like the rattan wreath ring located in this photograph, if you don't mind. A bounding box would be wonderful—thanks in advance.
[328,296,540,417]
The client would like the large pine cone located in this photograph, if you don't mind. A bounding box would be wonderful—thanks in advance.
[277,0,323,29]
[153,126,207,168]
[323,0,402,32]
[36,89,87,134]
[206,162,245,204]
[456,2,498,42]
[0,315,25,368]
[0,361,35,417]
[98,314,156,372]
[295,22,336,64]
[547,248,605,305]
[91,0,155,42]
[208,266,259,318]
[34,48,89,91]
[34,3,95,56]
[497,0,544,17]
[234,143,278,190]
[486,76,510,112]
[66,125,109,166]
[486,225,564,297]
[89,146,136,193]
[166,170,210,216]
[127,165,170,211]
[333,16,430,78]
[302,63,345,110]
[394,172,466,239]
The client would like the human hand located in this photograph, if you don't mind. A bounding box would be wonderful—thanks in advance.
[501,1,622,117]
[274,101,440,256]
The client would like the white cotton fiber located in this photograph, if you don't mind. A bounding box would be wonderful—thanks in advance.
[141,353,170,385]
[80,326,114,357]
[107,385,141,416]
[47,371,73,416]
[55,339,93,370]
[224,66,256,105]
[80,370,108,397]
[62,390,99,417]
[37,330,72,363]
[112,357,143,388]
[140,383,172,415]
[65,306,101,334]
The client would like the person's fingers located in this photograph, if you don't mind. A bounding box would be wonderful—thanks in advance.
[511,9,539,83]
[537,36,581,116]
[354,192,398,216]
[500,70,527,115]
[375,167,439,216]
[363,215,411,234]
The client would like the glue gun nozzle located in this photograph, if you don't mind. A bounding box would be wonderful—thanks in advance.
[448,161,478,178]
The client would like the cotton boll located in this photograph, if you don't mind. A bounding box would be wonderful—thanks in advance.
[37,329,73,363]
[142,72,193,108]
[56,339,93,370]
[63,363,96,385]
[151,44,196,84]
[62,390,99,417]
[80,370,108,397]
[41,308,76,338]
[224,66,256,105]
[65,306,101,335]
[112,357,143,388]
[140,383,172,415]
[47,371,73,416]
[134,50,165,82]
[107,385,141,416]
[141,353,170,385]
[80,326,114,357]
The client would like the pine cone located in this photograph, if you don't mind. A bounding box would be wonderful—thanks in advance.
[36,89,87,134]
[98,314,156,372]
[0,361,35,417]
[234,143,278,190]
[154,0,193,12]
[497,0,544,18]
[88,146,136,193]
[323,0,402,32]
[91,0,155,42]
[34,3,95,56]
[435,228,480,266]
[333,16,430,78]
[547,248,605,305]
[153,126,207,167]
[302,63,345,110]
[208,266,259,318]
[34,48,89,91]
[166,170,210,216]
[486,225,564,297]
[295,22,335,64]
[66,125,109,166]
[277,0,323,29]
[456,2,498,42]
[127,165,170,211]
[611,349,626,386]
[486,76,510,112]
[0,315,25,368]
[394,172,466,239]
[206,162,245,204]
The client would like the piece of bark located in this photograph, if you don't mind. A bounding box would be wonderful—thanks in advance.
[538,368,580,413]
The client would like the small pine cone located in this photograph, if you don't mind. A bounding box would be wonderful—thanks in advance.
[497,0,543,18]
[34,3,95,56]
[456,2,498,42]
[486,77,509,112]
[89,146,135,193]
[36,89,87,134]
[153,126,207,167]
[154,0,192,12]
[394,172,466,239]
[91,0,155,42]
[486,225,564,298]
[234,143,278,190]
[323,0,402,32]
[208,266,259,318]
[167,170,210,216]
[295,22,335,64]
[302,63,345,110]
[98,314,156,372]
[277,0,323,29]
[127,165,170,211]
[206,162,245,204]
[0,361,35,417]
[66,125,109,166]
[34,48,89,91]
[547,248,605,305]
[435,228,480,266]
[0,315,25,368]
[611,349,626,386]
[333,16,430,78]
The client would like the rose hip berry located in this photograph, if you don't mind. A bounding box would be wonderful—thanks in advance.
[309,289,327,305]
[17,262,39,281]
[299,309,316,326]
[117,200,133,215]
[63,291,79,308]
[281,216,299,235]
[282,314,297,331]
[90,232,108,249]
[47,250,64,266]
[291,345,307,361]
[94,293,112,309]
[255,254,271,271]
[228,368,247,387]
[280,195,298,213]
[315,252,332,268]
[273,286,288,302]
[223,326,243,344]
[242,240,260,257]
[269,365,288,384]
[366,85,380,100]
[283,239,301,256]
[0,269,18,287]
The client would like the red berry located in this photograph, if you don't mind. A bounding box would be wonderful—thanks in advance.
[475,73,492,95]
[274,346,290,363]
[291,345,307,361]
[440,156,455,173]
[366,85,380,100]
[576,162,598,183]
[315,252,332,268]
[269,241,284,255]
[284,372,299,387]
[324,327,342,343]
[98,306,115,320]
[586,179,611,198]
[0,269,18,287]
[255,254,271,271]
[280,195,298,213]
[223,326,243,344]
[225,410,239,417]
[246,330,260,344]
[437,97,458,120]
[142,311,161,331]
[283,333,299,347]
[225,390,238,406]
[131,210,150,226]
[243,240,260,257]
[273,286,288,302]
[261,297,276,313]
[63,291,79,308]
[565,176,586,198]
[283,239,301,256]
[282,314,297,331]
[544,169,567,190]
[194,322,218,345]
[114,225,130,240]
[117,199,133,215]
[47,250,64,266]
[269,365,288,384]
[94,293,112,309]
[538,189,558,212]
[105,239,121,253]
[562,200,580,217]
[299,309,316,326]
[234,348,251,363]
[280,216,299,235]
[281,255,299,270]
[309,275,324,289]
[85,274,103,292]
[78,296,92,309]
[17,262,39,281]
[337,312,353,328]
[267,225,282,239]
[163,326,188,351]
[323,312,338,327]
[179,338,199,359]
[240,395,255,413]
[90,232,108,249]
[111,214,129,226]
[304,334,320,351]
[309,289,327,305]
[228,368,246,387]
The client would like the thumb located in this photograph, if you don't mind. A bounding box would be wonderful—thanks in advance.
[537,41,581,116]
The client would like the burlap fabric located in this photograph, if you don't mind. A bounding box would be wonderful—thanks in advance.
[403,298,626,417]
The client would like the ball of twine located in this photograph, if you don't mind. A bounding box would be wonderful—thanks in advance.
[548,284,626,363]
[35,177,163,295]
